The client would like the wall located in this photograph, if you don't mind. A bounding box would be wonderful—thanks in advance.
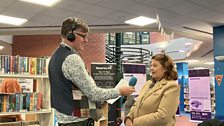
[81,33,106,70]
[0,40,12,55]
[13,35,61,57]
[150,32,180,43]
[12,33,106,70]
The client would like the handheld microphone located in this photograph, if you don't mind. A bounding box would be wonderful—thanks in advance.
[122,76,137,104]
[128,76,137,87]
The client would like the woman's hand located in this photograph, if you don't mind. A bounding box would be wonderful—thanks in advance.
[125,118,133,126]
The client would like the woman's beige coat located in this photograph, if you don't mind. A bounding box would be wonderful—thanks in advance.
[127,78,180,126]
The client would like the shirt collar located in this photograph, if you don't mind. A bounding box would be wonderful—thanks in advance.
[60,41,80,55]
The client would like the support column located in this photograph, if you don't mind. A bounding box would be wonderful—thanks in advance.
[108,33,123,126]
[115,33,122,76]
[176,62,189,112]
[213,26,224,120]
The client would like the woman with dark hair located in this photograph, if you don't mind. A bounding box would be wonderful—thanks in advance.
[125,53,180,126]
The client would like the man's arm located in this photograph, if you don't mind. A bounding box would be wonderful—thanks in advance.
[62,54,120,102]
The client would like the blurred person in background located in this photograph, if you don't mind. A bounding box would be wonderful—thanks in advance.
[0,78,23,122]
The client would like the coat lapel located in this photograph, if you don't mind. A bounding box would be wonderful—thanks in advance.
[141,78,168,103]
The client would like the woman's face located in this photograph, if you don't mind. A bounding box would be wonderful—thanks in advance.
[150,59,166,81]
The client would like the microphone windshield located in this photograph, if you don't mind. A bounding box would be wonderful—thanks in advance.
[129,76,137,87]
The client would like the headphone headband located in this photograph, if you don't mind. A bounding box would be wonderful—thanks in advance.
[67,17,78,42]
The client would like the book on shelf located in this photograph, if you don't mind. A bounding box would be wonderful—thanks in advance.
[0,55,52,126]
[0,55,48,75]
[0,92,43,113]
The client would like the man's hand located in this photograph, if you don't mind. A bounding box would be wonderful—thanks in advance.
[119,86,135,96]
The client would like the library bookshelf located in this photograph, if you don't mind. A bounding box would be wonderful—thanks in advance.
[0,55,53,126]
[0,74,54,126]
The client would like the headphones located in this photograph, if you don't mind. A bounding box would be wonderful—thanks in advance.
[67,18,78,42]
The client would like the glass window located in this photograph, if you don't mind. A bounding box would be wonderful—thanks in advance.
[136,32,140,44]
[106,33,109,45]
[141,32,150,44]
[110,33,116,45]
[123,32,135,45]
[106,32,150,45]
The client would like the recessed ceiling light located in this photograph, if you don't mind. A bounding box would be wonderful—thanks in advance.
[125,16,157,26]
[0,46,4,50]
[178,50,185,52]
[20,0,61,6]
[0,15,27,26]
[158,43,169,49]
[185,42,192,46]
[205,62,214,65]
[193,67,207,69]
[186,60,199,63]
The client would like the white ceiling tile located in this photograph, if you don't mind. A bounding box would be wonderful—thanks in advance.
[29,15,60,26]
[104,11,135,22]
[0,7,7,13]
[2,10,31,19]
[22,21,49,27]
[186,8,220,21]
[40,8,76,19]
[157,10,195,26]
[2,1,46,19]
[75,13,100,25]
[188,0,224,8]
[6,1,46,13]
[129,0,146,2]
[142,0,185,9]
[93,18,120,25]
[0,0,15,7]
[81,5,115,17]
[0,0,14,12]
[213,4,224,13]
[81,0,104,4]
[122,3,156,18]
[0,23,14,27]
[166,1,204,15]
[55,0,92,12]
[97,0,135,10]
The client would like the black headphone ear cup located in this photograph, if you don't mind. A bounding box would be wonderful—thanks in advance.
[67,18,77,42]
[67,33,76,42]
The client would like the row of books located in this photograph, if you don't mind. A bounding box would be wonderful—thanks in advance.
[0,55,49,75]
[0,92,42,112]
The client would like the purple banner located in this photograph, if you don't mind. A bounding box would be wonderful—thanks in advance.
[189,69,211,121]
[190,111,211,121]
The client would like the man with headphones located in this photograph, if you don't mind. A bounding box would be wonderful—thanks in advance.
[48,17,135,126]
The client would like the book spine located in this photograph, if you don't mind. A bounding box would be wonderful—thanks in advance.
[1,56,5,74]
[37,92,42,110]
[29,93,34,111]
[26,93,31,111]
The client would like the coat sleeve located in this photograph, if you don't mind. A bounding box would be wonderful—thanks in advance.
[133,82,180,126]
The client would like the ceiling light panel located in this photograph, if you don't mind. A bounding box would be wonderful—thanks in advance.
[125,16,156,26]
[20,0,61,7]
[0,15,27,26]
